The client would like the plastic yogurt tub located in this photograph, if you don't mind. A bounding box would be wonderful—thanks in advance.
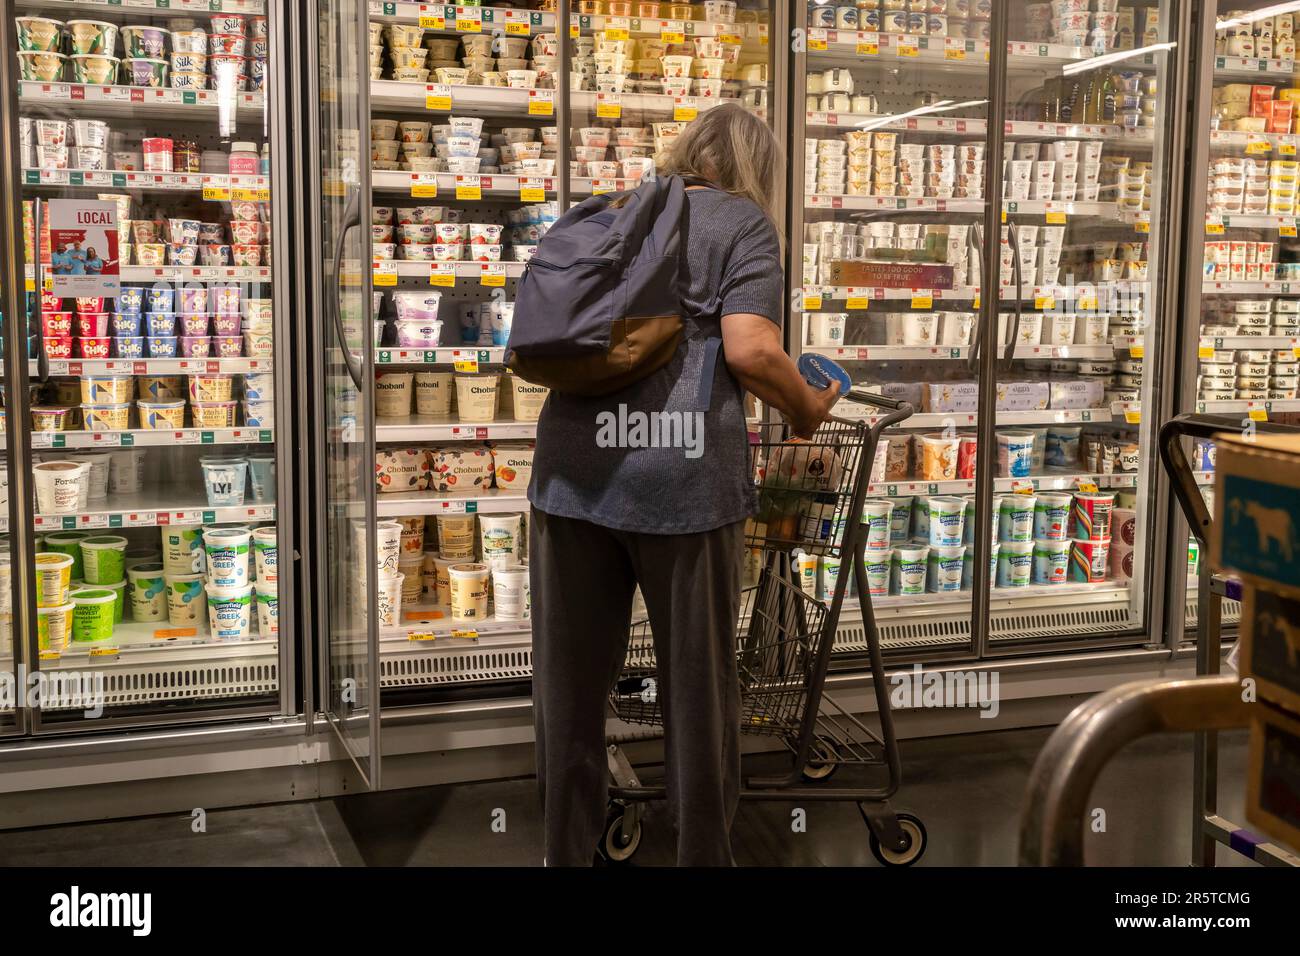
[137,399,186,429]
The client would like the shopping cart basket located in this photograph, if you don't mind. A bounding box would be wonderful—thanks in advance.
[603,389,927,865]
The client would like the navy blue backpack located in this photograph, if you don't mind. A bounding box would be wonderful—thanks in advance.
[506,174,692,396]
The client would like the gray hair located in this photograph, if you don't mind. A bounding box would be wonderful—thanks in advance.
[658,102,784,226]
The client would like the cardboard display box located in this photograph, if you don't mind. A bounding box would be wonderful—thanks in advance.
[1211,431,1300,601]
[1247,703,1300,854]
[1241,584,1300,717]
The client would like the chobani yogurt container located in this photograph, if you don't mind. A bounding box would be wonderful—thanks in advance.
[375,448,428,493]
[492,442,534,490]
[427,447,493,493]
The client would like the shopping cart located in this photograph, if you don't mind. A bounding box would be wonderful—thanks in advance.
[603,389,927,865]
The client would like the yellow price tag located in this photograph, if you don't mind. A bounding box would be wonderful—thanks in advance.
[857,41,879,56]
[1130,344,1144,359]
[232,186,262,201]
[430,263,456,287]
[897,37,919,57]
[911,292,933,309]
[1293,346,1300,360]
[1034,295,1055,310]
[662,30,684,43]
[591,178,615,195]
[426,84,453,111]
[89,646,119,657]
[202,185,231,201]
[1249,407,1269,421]
[528,90,554,115]
[1246,137,1272,154]
[809,37,827,51]
[1001,208,1008,223]
[1077,295,1097,310]
[455,175,482,201]
[456,15,482,33]
[24,277,34,292]
[1282,219,1298,237]
[719,33,742,45]
[453,357,479,373]
[408,631,437,642]
[596,94,622,119]
[604,28,629,40]
[480,264,506,287]
[519,178,546,202]
[845,296,869,310]
[1205,221,1224,235]
[1282,142,1298,156]
[39,650,60,661]
[1045,210,1067,225]
[674,97,699,122]
[1198,345,1215,360]
[945,46,965,60]
[570,23,579,38]
[1124,409,1141,424]
[803,295,823,311]
[972,293,980,309]
[411,174,438,198]
[505,21,530,36]
[1076,481,1100,494]
[451,628,479,639]
[373,266,397,287]
[419,14,445,29]
[323,175,345,197]
[1135,219,1150,233]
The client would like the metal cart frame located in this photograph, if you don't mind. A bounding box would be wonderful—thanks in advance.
[1017,414,1300,866]
[602,391,926,866]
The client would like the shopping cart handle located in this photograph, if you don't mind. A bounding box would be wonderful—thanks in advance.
[846,389,905,410]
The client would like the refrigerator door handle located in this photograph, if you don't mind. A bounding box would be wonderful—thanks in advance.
[32,198,49,384]
[330,189,365,391]
[966,223,985,373]
[1000,221,1023,371]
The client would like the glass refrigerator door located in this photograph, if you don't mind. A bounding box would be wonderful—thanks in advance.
[792,1,997,659]
[1179,2,1300,636]
[5,0,285,728]
[317,0,380,781]
[982,2,1183,655]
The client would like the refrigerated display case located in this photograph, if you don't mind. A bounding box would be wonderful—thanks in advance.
[788,0,1188,660]
[1173,0,1300,637]
[340,1,779,706]
[0,0,297,731]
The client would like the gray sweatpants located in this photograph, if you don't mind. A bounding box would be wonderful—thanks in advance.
[529,508,745,866]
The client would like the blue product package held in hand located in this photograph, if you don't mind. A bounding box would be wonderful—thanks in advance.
[797,353,852,396]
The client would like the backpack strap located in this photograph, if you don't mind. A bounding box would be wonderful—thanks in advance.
[695,336,723,411]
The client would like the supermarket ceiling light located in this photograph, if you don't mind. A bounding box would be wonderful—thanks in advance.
[1217,1,1300,30]
[1060,41,1177,76]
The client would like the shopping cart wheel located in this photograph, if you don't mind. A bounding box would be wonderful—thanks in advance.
[599,810,643,864]
[800,738,840,782]
[864,810,927,867]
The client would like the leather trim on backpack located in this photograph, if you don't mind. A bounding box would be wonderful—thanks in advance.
[508,315,683,397]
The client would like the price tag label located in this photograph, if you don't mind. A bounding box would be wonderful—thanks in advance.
[89,646,119,658]
[154,627,197,639]
[596,92,622,119]
[662,29,684,43]
[425,83,453,111]
[845,294,869,310]
[1045,210,1067,225]
[231,186,263,202]
[1198,345,1216,360]
[1246,135,1272,154]
[202,184,231,201]
[519,177,545,202]
[1077,294,1097,310]
[1124,408,1142,424]
[803,294,822,312]
[1282,218,1298,237]
[1135,219,1150,233]
[1281,140,1298,156]
[419,12,446,30]
[856,41,879,56]
[897,36,919,57]
[910,291,933,309]
[591,178,615,195]
[480,263,506,287]
[1249,407,1269,421]
[808,29,828,52]
[1012,481,1036,495]
[455,6,482,31]
[408,631,437,642]
[673,96,699,121]
[1205,214,1224,235]
[410,173,439,198]
[372,260,397,286]
[430,262,457,287]
[718,32,742,46]
[1034,294,1055,310]
[528,88,554,116]
[504,12,530,36]
[944,38,965,60]
[604,28,630,42]
[453,353,479,373]
[450,628,479,639]
[455,174,482,201]
[1076,481,1100,494]
[1129,344,1144,359]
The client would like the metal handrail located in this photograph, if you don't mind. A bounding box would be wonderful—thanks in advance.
[1019,676,1250,866]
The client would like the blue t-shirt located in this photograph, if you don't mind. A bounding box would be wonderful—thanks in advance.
[528,189,784,534]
